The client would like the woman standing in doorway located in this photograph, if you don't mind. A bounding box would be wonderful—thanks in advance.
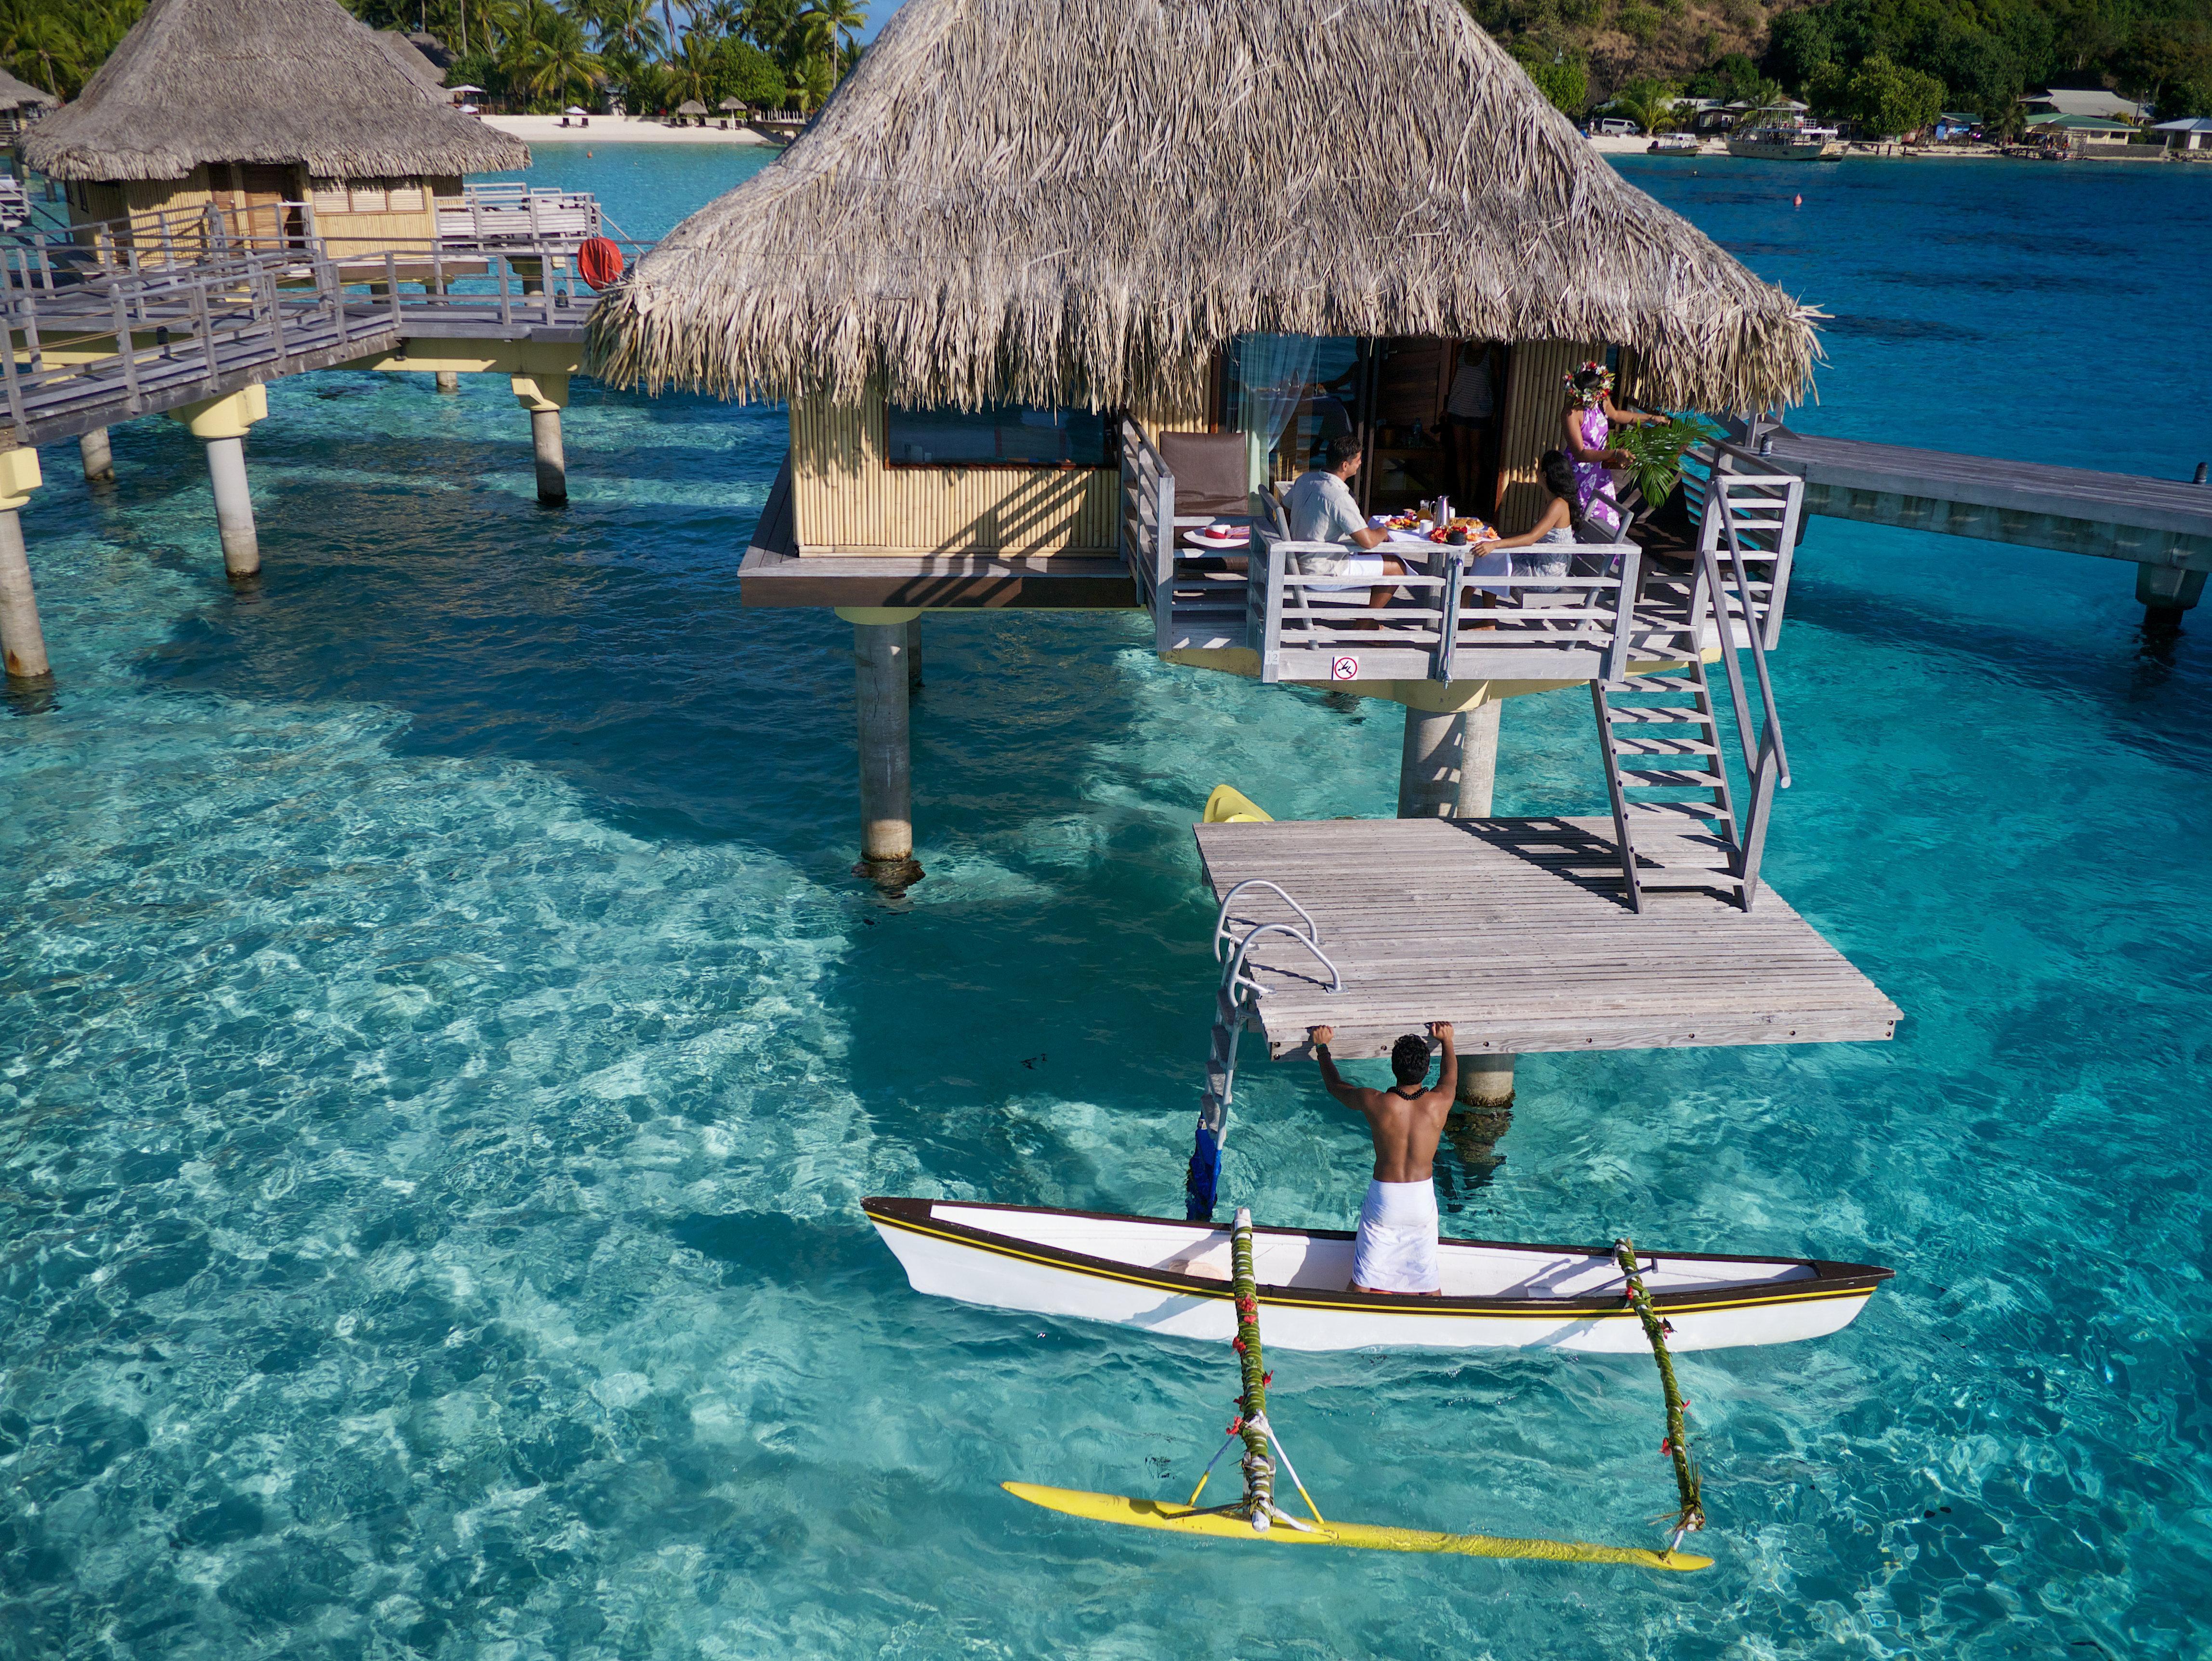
[1560,361,1659,537]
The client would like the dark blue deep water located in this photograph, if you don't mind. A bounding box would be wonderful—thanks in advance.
[3,146,2210,1658]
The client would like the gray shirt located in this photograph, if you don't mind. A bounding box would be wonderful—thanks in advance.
[1283,468,1370,574]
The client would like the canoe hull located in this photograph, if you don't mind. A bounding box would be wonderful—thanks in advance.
[864,1198,1889,1355]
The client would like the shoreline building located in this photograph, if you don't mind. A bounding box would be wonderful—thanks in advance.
[22,0,525,260]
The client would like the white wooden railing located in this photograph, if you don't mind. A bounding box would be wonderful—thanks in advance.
[434,183,603,248]
[1245,526,1645,685]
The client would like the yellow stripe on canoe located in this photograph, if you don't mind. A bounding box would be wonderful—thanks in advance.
[1003,1483,1712,1571]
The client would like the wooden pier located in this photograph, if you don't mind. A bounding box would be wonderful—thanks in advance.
[1739,424,2212,616]
[1196,817,1900,1060]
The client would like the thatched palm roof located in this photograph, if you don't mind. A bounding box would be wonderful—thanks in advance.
[589,0,1820,414]
[375,30,449,95]
[0,66,59,109]
[22,0,526,183]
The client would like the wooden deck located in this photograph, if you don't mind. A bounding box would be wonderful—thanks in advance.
[1195,817,1899,1059]
[1752,426,2212,568]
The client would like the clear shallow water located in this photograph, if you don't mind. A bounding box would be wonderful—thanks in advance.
[3,150,2210,1658]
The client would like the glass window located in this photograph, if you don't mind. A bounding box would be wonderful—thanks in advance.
[883,403,1114,468]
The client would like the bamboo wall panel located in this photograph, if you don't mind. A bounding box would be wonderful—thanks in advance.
[1495,339,1599,530]
[790,383,1206,556]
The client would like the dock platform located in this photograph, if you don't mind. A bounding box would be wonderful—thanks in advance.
[1751,426,2212,569]
[1195,817,1900,1059]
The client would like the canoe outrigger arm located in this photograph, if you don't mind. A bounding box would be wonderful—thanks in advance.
[1004,1210,1714,1572]
[1190,882,1342,1221]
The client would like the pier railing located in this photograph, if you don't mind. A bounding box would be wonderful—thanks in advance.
[1247,527,1646,685]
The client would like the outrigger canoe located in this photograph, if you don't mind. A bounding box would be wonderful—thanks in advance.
[864,1197,1892,1354]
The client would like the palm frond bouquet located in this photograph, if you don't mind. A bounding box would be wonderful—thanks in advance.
[1612,413,1725,509]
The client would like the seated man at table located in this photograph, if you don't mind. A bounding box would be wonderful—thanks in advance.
[1282,436,1409,613]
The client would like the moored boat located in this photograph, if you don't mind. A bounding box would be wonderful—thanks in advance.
[863,1197,1892,1354]
[1727,121,1845,160]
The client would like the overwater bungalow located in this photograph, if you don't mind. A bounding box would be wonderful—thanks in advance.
[21,0,525,260]
[590,0,1820,877]
[0,66,58,143]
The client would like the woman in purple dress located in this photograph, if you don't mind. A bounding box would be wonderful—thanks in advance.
[1560,361,1659,536]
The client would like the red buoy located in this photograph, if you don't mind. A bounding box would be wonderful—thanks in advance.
[578,236,624,289]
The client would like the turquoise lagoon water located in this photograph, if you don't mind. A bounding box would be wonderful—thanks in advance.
[3,147,2211,1658]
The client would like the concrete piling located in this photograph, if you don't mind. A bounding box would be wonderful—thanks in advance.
[1455,1051,1515,1110]
[170,385,269,580]
[434,370,461,395]
[1396,697,1501,819]
[905,614,923,693]
[839,606,924,889]
[79,427,115,485]
[511,372,569,504]
[0,448,51,682]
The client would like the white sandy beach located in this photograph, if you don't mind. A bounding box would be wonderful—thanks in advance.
[480,113,774,145]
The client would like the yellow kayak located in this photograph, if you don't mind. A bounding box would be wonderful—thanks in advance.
[1201,784,1273,824]
[1003,1483,1712,1571]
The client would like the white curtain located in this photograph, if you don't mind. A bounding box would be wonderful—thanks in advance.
[1232,334,1320,493]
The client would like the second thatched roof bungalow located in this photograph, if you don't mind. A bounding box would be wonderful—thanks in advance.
[22,0,525,260]
[591,0,1817,610]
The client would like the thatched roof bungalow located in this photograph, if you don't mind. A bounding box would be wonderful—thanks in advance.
[0,65,58,134]
[23,0,525,257]
[590,0,1819,566]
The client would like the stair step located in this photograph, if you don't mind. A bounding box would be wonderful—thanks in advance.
[1617,769,1726,790]
[1627,837,1740,873]
[1624,799,1733,821]
[1615,675,1701,691]
[1606,705,1714,725]
[1611,734,1721,757]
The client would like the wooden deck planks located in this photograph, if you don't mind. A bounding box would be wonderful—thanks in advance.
[1761,427,2212,539]
[1195,816,1899,1059]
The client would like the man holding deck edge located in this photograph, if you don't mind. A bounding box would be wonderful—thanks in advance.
[1308,1023,1456,1295]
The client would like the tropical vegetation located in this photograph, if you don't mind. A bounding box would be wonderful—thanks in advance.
[1463,0,2212,122]
[0,0,865,117]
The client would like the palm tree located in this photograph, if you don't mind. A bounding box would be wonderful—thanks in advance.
[508,0,602,109]
[797,0,863,65]
[1611,80,1678,135]
[578,0,664,55]
[1740,75,1791,112]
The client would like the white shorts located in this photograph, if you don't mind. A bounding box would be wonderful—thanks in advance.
[1302,553,1389,593]
[1354,1178,1440,1294]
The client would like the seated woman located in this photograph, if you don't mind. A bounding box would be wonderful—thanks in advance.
[1472,449,1608,594]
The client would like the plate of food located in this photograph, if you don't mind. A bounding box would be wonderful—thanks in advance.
[1428,517,1497,544]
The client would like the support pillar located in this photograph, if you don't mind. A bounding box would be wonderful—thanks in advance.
[1455,1051,1514,1110]
[79,427,115,485]
[434,370,461,395]
[905,615,923,693]
[1396,697,1501,819]
[0,448,52,682]
[838,606,924,888]
[169,384,268,580]
[2137,563,2207,632]
[511,372,569,504]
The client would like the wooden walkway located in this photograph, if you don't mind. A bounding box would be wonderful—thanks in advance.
[1751,426,2212,568]
[1196,817,1899,1060]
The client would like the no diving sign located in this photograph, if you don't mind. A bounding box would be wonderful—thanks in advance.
[1330,655,1360,681]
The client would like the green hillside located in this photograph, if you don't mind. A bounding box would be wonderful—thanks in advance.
[1466,0,2212,118]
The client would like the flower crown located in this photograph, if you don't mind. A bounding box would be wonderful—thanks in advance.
[1563,360,1615,406]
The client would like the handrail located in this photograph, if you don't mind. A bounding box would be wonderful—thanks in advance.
[1223,921,1343,998]
[1212,879,1320,961]
[1711,488,1792,787]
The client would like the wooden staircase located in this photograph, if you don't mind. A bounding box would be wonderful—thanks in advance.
[1590,452,1806,914]
[1591,664,1746,911]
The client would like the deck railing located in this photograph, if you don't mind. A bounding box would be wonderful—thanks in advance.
[1119,419,1178,651]
[1246,530,1646,685]
[1679,436,1804,651]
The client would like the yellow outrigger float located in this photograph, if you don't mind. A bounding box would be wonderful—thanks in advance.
[1003,1484,1712,1571]
[1006,1208,1713,1573]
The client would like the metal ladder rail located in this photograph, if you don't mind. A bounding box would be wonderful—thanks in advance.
[1686,529,1786,911]
[1188,899,1342,1220]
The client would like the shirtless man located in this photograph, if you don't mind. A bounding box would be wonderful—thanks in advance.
[1309,1022,1456,1295]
